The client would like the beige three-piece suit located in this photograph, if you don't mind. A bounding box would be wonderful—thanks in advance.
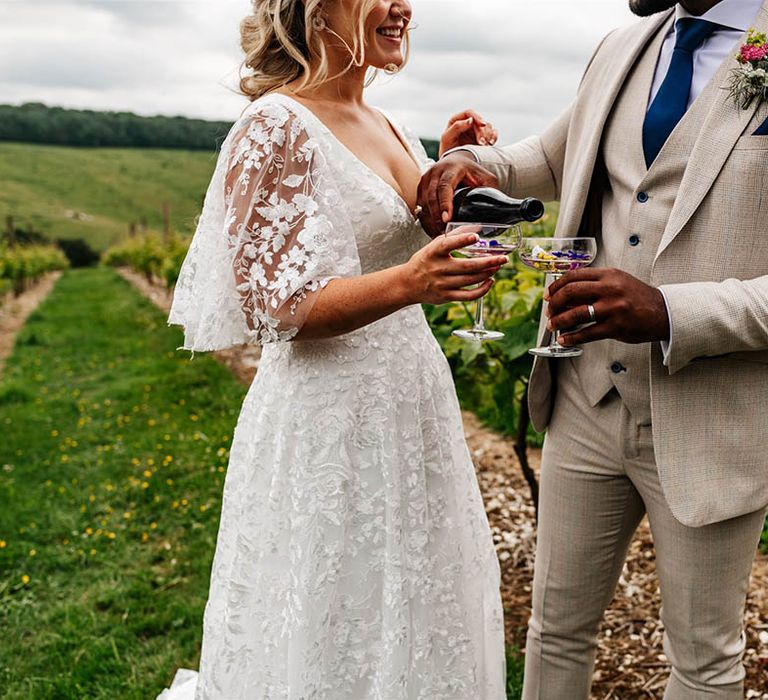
[465,4,768,699]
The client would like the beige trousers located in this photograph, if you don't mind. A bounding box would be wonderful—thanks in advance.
[523,363,765,700]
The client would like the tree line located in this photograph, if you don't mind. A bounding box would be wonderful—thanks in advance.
[0,102,440,158]
[0,103,232,150]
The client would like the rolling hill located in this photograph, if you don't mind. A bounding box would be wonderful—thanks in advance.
[0,142,218,252]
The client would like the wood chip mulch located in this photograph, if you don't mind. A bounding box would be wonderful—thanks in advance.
[120,267,768,699]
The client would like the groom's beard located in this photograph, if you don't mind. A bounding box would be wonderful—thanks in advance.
[629,0,677,16]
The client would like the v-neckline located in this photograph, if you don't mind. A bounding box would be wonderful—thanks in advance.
[268,92,421,218]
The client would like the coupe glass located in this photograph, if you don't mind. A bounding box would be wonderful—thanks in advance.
[445,222,522,341]
[518,237,597,358]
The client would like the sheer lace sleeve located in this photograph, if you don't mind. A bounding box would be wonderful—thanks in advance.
[168,99,360,351]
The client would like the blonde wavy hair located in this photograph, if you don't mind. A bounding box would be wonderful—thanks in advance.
[239,0,410,100]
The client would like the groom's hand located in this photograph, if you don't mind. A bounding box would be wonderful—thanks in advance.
[416,153,498,238]
[545,268,670,346]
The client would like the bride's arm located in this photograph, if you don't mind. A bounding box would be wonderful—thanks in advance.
[294,233,506,340]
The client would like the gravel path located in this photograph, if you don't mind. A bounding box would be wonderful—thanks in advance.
[119,266,768,699]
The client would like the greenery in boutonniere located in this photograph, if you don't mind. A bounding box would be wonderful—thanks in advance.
[729,28,768,109]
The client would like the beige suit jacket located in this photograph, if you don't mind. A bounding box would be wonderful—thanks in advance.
[466,4,768,526]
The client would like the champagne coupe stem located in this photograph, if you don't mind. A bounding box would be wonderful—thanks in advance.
[547,273,563,352]
[473,296,486,334]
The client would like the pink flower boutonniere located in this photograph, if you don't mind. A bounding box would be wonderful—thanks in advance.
[728,29,768,109]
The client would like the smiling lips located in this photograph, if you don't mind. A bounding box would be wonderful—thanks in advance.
[377,26,404,40]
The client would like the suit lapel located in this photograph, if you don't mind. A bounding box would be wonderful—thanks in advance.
[557,11,673,237]
[656,3,768,258]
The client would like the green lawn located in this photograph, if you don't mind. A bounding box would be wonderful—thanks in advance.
[0,143,217,252]
[0,267,525,698]
[0,267,246,698]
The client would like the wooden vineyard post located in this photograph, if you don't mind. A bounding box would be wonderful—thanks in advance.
[162,202,171,242]
[5,215,14,245]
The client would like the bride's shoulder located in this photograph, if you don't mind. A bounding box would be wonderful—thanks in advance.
[223,93,315,150]
[223,93,321,162]
[235,93,312,131]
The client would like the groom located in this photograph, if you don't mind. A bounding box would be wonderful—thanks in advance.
[419,0,768,697]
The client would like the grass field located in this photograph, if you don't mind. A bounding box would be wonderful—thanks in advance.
[0,143,217,252]
[0,267,246,698]
[0,267,525,699]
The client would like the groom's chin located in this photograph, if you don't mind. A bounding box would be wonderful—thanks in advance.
[629,0,677,16]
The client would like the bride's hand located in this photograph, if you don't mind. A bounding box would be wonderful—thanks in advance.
[402,228,508,305]
[439,110,498,157]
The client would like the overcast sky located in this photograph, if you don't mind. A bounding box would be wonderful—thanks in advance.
[0,0,637,142]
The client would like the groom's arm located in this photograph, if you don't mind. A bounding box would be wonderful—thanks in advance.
[460,28,617,199]
[547,270,768,375]
[418,31,616,237]
[450,105,571,203]
[659,278,768,374]
[416,111,569,237]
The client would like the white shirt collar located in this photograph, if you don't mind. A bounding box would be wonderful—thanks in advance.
[676,0,764,32]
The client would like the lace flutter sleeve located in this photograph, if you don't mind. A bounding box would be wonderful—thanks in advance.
[168,100,360,351]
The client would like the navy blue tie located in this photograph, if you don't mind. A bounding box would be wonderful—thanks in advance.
[642,18,722,167]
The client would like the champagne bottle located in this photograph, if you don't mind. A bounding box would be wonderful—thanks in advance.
[452,186,544,226]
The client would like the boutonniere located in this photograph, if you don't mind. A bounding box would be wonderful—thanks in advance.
[728,29,768,109]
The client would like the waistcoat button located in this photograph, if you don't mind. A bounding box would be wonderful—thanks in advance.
[629,234,640,246]
[610,362,626,374]
[636,191,649,203]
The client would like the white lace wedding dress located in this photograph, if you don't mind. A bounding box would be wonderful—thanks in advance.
[162,92,505,700]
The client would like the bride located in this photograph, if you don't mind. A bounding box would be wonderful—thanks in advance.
[161,0,506,697]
